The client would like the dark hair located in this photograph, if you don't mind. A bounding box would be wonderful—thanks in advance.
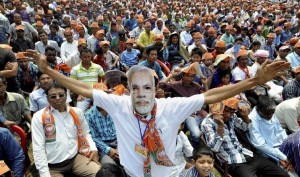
[256,95,276,112]
[49,24,59,31]
[45,82,67,96]
[96,163,126,177]
[145,46,158,55]
[37,71,48,80]
[235,37,243,43]
[79,48,92,56]
[193,145,214,161]
[45,46,56,53]
[191,48,203,57]
[95,47,104,55]
[250,41,261,49]
[219,69,231,78]
[38,30,47,36]
[0,76,7,85]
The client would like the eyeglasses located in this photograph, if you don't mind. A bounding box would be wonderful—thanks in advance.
[48,93,66,100]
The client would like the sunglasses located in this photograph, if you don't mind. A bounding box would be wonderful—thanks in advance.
[48,93,66,100]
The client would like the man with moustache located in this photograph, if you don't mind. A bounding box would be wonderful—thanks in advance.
[31,83,100,177]
[28,49,290,177]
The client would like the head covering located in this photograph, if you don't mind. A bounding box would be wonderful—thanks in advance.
[16,52,28,60]
[215,40,226,48]
[236,49,248,59]
[99,41,110,47]
[223,97,239,109]
[202,53,213,60]
[182,63,197,75]
[78,38,87,46]
[254,50,269,58]
[278,45,290,51]
[214,54,231,66]
[96,30,105,38]
[295,41,300,48]
[90,22,99,28]
[126,38,135,44]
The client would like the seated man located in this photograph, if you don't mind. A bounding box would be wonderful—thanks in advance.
[85,84,118,165]
[282,66,300,100]
[0,76,31,127]
[275,97,300,133]
[0,127,25,177]
[29,72,53,114]
[139,46,165,81]
[32,83,100,177]
[248,95,288,163]
[201,97,289,177]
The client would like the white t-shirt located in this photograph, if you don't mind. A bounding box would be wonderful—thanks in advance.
[93,90,205,177]
[232,66,255,82]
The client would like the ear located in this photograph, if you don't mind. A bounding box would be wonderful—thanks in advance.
[190,159,196,165]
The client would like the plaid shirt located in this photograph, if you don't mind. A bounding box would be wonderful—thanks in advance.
[282,79,300,100]
[180,166,215,177]
[85,106,117,155]
[201,114,253,165]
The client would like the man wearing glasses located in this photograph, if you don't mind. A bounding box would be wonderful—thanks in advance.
[32,82,100,177]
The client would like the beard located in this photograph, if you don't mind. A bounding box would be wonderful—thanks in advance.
[133,98,155,115]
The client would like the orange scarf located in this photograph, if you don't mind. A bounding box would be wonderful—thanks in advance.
[134,103,174,177]
[42,106,91,157]
[238,64,251,79]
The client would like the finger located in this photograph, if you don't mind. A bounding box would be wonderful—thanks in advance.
[260,59,270,69]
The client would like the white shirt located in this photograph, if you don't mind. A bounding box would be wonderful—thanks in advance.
[43,24,50,34]
[232,66,255,81]
[32,106,97,177]
[60,40,78,62]
[170,131,193,177]
[129,27,144,40]
[187,43,207,53]
[35,40,60,55]
[93,90,204,177]
[65,51,80,69]
[180,30,192,46]
[87,35,97,52]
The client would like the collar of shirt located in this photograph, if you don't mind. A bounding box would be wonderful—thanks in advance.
[79,61,96,70]
[5,92,16,104]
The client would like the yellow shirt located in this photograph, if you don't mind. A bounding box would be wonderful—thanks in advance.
[137,31,155,48]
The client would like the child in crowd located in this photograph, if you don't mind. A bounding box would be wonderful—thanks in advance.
[181,146,215,177]
[200,53,214,78]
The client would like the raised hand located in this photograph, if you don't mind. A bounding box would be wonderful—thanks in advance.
[254,60,290,85]
[24,50,49,73]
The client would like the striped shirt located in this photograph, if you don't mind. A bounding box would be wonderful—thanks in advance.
[180,166,215,177]
[279,131,300,175]
[282,79,300,100]
[201,115,253,165]
[70,62,105,87]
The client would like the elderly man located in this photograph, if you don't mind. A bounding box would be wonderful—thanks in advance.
[32,83,100,177]
[28,48,289,177]
[137,22,155,49]
[286,41,300,69]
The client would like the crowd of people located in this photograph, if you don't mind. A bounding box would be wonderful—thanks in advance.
[0,0,300,176]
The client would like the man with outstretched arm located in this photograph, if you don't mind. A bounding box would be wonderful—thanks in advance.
[26,50,290,177]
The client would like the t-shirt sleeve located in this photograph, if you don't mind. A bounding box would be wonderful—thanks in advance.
[4,49,17,62]
[92,89,125,114]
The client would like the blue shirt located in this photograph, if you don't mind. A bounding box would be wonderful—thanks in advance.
[124,18,137,31]
[48,34,64,47]
[262,43,276,60]
[139,60,165,80]
[281,30,292,43]
[29,88,48,112]
[286,52,300,69]
[248,107,287,161]
[120,49,140,67]
[210,68,235,88]
[85,106,117,155]
[0,127,25,177]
